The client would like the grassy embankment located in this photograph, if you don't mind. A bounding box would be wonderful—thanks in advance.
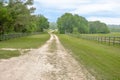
[58,34,120,80]
[0,33,50,59]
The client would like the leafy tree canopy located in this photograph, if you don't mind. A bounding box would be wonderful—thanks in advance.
[89,21,110,34]
[57,13,89,34]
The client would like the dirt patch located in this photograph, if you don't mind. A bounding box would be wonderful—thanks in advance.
[0,34,95,80]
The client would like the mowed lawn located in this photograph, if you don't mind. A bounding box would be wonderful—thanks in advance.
[58,34,120,80]
[0,33,50,59]
[0,50,20,59]
[0,33,50,49]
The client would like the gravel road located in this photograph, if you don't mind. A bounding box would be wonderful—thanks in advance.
[0,34,95,80]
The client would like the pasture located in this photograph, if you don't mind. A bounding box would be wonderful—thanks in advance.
[58,34,120,80]
[69,33,120,46]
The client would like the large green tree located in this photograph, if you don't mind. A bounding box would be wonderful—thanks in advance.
[57,13,89,34]
[74,14,89,33]
[0,0,38,34]
[8,0,35,33]
[0,1,13,34]
[57,13,74,34]
[0,0,50,34]
[36,15,49,32]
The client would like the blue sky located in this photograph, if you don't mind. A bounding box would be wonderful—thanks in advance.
[34,0,120,25]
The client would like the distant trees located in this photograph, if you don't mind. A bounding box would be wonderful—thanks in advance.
[57,13,89,34]
[57,13,110,34]
[0,0,49,35]
[49,22,57,30]
[108,25,120,32]
[89,21,110,33]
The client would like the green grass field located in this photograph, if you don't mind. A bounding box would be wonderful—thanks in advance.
[58,34,120,80]
[0,33,50,59]
[0,33,50,48]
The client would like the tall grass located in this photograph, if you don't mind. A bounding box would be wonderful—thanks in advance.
[58,34,120,80]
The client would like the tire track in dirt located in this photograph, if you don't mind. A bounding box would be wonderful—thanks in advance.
[0,34,95,80]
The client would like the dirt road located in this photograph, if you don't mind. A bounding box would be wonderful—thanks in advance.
[0,34,95,80]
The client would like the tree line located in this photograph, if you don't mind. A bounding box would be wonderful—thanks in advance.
[0,0,49,35]
[108,25,120,32]
[57,13,110,34]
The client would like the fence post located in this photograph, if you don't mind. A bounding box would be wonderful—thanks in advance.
[101,37,102,43]
[105,37,106,44]
[98,37,100,42]
[113,37,115,45]
[119,37,120,45]
[117,37,119,45]
[0,35,2,41]
[109,37,110,45]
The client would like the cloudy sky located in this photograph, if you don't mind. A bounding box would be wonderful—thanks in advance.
[34,0,120,25]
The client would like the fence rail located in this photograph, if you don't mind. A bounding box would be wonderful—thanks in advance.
[69,34,120,46]
[84,36,120,45]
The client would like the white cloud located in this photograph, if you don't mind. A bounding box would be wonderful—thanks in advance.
[71,0,120,14]
[87,17,120,25]
[35,0,91,9]
[35,0,90,5]
[71,4,111,14]
[35,0,120,12]
[34,0,120,24]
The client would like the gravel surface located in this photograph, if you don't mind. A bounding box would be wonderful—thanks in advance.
[0,34,95,80]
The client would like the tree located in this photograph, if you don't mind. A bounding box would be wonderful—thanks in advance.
[74,14,89,33]
[0,0,50,34]
[0,1,13,34]
[7,0,35,33]
[57,13,89,34]
[89,21,110,33]
[57,13,74,34]
[36,15,49,32]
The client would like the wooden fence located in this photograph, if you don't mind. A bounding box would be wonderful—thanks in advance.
[81,36,120,45]
[69,34,120,46]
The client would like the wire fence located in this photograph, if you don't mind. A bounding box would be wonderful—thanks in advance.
[0,32,41,41]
